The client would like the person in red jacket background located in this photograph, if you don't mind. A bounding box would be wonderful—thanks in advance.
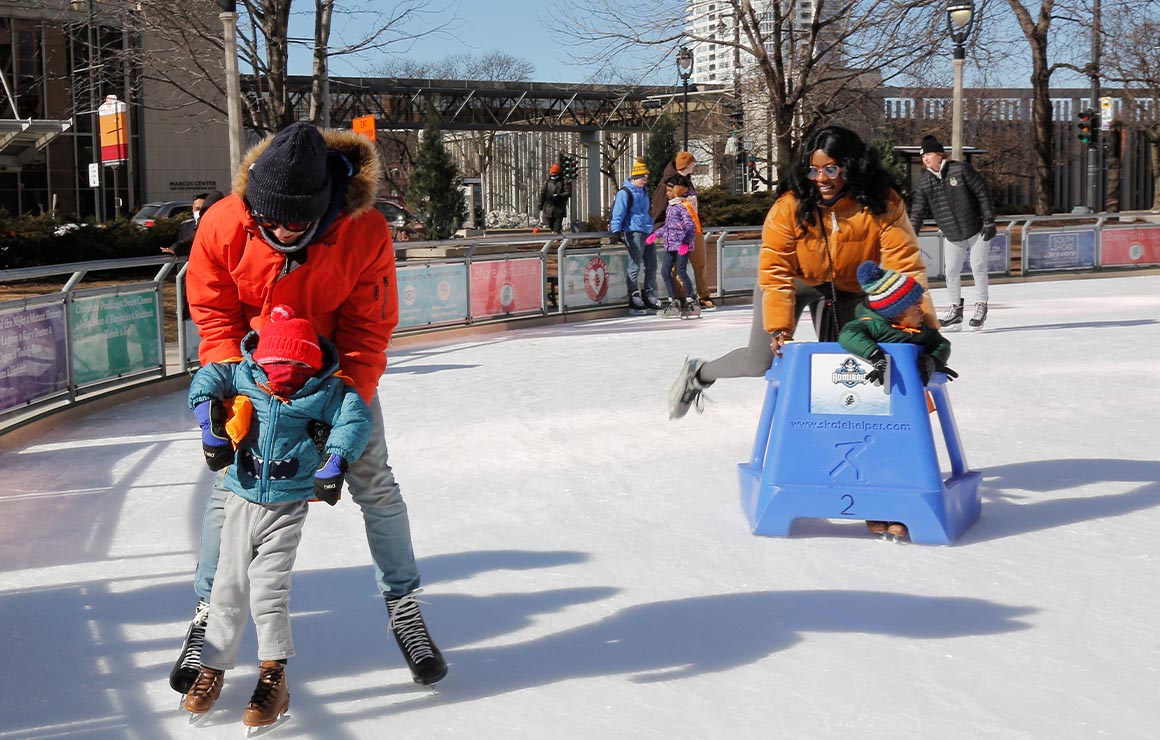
[171,122,446,697]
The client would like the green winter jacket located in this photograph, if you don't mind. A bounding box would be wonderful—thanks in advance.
[838,303,952,364]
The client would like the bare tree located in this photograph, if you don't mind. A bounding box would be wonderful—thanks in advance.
[548,0,945,173]
[120,0,456,134]
[1101,1,1160,210]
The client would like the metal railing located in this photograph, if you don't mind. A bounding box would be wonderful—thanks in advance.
[3,209,1158,433]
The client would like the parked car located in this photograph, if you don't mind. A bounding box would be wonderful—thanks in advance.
[374,197,427,242]
[131,200,193,228]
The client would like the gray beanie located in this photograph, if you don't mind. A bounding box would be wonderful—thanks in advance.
[246,122,331,225]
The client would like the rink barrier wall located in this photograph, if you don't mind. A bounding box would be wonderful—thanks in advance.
[2,210,1158,437]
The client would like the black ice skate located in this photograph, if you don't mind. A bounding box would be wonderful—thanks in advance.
[939,300,964,329]
[386,592,447,686]
[169,598,210,695]
[680,297,701,319]
[659,299,682,318]
[628,290,649,316]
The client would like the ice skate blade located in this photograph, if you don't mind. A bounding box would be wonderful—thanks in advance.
[244,712,290,737]
[186,710,213,726]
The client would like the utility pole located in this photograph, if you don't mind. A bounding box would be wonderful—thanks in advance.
[219,1,244,175]
[1086,0,1101,212]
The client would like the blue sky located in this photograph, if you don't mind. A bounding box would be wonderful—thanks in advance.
[292,1,624,85]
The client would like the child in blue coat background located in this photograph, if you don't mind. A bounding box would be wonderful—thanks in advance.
[181,304,372,730]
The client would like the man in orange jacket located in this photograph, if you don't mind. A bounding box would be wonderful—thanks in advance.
[170,122,446,696]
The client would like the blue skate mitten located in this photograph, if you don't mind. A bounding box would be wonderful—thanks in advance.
[194,399,232,471]
[314,453,348,505]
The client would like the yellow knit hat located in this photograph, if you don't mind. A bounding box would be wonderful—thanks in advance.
[630,159,649,178]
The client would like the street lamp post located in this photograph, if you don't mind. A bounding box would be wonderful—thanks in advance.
[946,1,975,162]
[677,46,694,152]
[218,1,244,175]
[71,0,104,223]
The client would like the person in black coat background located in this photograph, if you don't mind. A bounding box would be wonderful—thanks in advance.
[909,135,997,330]
[537,164,571,233]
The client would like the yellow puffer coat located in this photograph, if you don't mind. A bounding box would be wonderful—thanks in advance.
[758,189,935,335]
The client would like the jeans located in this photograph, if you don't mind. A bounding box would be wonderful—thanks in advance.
[661,250,691,300]
[193,394,421,601]
[943,232,990,304]
[623,231,658,297]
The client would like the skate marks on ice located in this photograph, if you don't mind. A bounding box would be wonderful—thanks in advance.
[0,550,598,739]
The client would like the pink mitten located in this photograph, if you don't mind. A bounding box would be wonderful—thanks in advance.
[645,231,658,245]
[678,244,690,255]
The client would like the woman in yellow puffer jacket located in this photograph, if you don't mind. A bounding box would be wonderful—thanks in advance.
[669,125,935,419]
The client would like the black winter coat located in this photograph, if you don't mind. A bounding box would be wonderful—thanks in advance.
[909,160,996,242]
[537,177,571,220]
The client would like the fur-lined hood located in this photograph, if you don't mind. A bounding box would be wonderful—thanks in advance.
[232,127,382,219]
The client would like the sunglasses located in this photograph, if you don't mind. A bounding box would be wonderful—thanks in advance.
[251,211,314,233]
[806,164,843,180]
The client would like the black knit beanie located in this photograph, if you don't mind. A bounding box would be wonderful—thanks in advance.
[920,135,945,155]
[246,122,331,225]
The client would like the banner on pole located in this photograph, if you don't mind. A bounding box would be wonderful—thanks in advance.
[352,114,376,141]
[98,95,128,165]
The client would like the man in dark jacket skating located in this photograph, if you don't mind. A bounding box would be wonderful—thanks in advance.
[909,135,997,329]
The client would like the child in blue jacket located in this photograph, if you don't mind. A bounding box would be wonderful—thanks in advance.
[181,305,372,730]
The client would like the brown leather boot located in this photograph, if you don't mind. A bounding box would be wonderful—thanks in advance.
[866,520,888,535]
[182,666,224,714]
[242,661,290,728]
[887,522,910,539]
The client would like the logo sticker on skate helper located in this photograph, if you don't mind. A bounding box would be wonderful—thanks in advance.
[499,283,515,308]
[832,357,867,388]
[583,257,609,301]
[810,354,890,416]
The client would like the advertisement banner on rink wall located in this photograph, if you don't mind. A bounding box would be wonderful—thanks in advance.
[0,305,68,413]
[396,263,468,329]
[959,232,1009,275]
[70,293,160,385]
[1023,230,1097,272]
[561,251,635,308]
[1100,227,1160,267]
[720,243,759,293]
[469,258,544,318]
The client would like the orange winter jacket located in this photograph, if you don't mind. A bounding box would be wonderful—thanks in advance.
[187,129,396,404]
[758,189,935,336]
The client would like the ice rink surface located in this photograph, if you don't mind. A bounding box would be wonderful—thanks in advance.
[1,275,1158,740]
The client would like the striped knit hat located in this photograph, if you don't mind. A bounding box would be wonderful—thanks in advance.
[630,159,649,178]
[857,261,924,318]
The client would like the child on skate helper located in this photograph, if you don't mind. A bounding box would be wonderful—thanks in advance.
[669,125,937,419]
[837,261,957,539]
[646,174,699,316]
[609,159,662,312]
[177,122,446,697]
[183,305,372,727]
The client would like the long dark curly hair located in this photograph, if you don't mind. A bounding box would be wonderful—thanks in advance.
[775,125,900,230]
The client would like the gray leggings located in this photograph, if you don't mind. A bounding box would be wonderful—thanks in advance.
[699,281,863,383]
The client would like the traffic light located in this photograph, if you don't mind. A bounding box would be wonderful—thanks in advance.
[729,107,744,132]
[1077,109,1093,145]
[558,153,579,181]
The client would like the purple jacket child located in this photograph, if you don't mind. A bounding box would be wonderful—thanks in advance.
[653,198,696,254]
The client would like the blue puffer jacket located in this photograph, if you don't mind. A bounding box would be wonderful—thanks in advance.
[608,178,655,234]
[188,331,373,505]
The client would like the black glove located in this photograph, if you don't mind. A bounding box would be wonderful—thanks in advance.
[609,231,623,244]
[864,349,889,386]
[314,453,348,505]
[981,223,997,241]
[919,354,959,385]
[194,399,232,471]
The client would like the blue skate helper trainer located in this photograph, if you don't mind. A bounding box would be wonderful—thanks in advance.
[738,342,981,545]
